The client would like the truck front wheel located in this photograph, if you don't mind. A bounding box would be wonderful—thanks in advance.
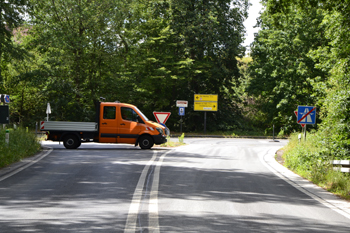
[139,135,154,149]
[63,134,80,149]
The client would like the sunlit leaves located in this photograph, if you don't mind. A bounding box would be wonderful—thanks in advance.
[247,1,327,132]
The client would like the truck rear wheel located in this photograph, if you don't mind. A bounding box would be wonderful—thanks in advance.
[139,135,154,149]
[63,134,80,149]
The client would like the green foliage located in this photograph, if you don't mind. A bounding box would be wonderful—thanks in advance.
[283,133,350,200]
[247,1,328,132]
[311,6,350,160]
[2,0,249,134]
[160,135,185,147]
[0,0,28,59]
[21,0,134,122]
[0,129,41,168]
[283,133,322,175]
[127,0,249,132]
[0,0,30,94]
[251,0,350,158]
[236,56,267,129]
[247,0,350,160]
[178,133,185,143]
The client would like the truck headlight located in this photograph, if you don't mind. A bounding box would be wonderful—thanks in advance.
[165,127,170,136]
[156,127,164,135]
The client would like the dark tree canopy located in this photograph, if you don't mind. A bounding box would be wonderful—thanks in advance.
[3,0,249,132]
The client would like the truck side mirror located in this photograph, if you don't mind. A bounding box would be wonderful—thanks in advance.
[137,116,144,124]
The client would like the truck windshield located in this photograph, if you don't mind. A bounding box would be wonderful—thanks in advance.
[135,107,149,121]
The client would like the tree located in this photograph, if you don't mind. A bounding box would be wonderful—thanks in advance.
[0,0,29,92]
[247,1,328,133]
[26,0,133,121]
[307,1,350,159]
[130,0,249,131]
[251,0,350,158]
[6,0,249,132]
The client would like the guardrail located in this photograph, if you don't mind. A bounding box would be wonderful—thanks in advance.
[332,160,350,173]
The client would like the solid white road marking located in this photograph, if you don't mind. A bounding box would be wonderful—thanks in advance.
[124,151,158,233]
[148,150,172,233]
[124,149,172,233]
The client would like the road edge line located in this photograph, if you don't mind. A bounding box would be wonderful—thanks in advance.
[260,148,350,220]
[0,147,53,182]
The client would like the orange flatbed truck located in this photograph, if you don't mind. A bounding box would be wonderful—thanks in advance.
[40,102,169,149]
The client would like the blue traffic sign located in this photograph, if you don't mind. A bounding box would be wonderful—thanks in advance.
[179,107,185,116]
[297,106,316,125]
[4,95,10,103]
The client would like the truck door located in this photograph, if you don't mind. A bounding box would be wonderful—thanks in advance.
[118,106,143,144]
[99,105,118,143]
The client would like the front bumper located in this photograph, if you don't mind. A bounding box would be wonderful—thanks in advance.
[153,134,167,145]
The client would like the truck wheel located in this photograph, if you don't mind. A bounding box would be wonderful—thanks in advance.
[139,135,154,149]
[63,134,80,149]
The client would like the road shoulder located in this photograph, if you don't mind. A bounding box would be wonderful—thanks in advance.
[0,147,52,182]
[263,148,350,220]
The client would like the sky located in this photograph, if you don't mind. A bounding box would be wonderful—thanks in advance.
[243,1,263,47]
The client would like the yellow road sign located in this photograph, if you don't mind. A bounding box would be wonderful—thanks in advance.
[194,94,218,102]
[194,102,218,111]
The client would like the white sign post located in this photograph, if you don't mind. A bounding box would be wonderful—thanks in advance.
[176,100,188,134]
[46,103,51,121]
[5,129,9,145]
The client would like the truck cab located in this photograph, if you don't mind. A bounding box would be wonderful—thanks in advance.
[98,102,168,148]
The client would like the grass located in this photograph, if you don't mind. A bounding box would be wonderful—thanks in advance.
[0,128,41,169]
[281,132,350,200]
[159,134,186,148]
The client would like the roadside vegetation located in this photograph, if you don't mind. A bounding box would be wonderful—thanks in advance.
[281,133,350,200]
[160,134,186,148]
[0,129,41,169]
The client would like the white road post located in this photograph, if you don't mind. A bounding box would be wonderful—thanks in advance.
[5,129,9,145]
[46,103,51,121]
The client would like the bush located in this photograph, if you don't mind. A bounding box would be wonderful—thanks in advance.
[283,132,350,200]
[0,129,41,168]
[178,133,185,143]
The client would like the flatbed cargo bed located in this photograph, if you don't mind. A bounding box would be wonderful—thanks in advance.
[40,121,98,132]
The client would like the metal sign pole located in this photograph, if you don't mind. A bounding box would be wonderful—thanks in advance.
[204,112,207,134]
[180,116,182,134]
[1,100,3,131]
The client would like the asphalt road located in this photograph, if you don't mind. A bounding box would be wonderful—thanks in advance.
[0,138,350,232]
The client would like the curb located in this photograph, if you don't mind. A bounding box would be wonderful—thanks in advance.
[0,147,53,182]
[263,149,350,220]
[170,135,288,139]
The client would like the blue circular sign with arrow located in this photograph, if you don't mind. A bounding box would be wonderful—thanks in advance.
[4,95,10,103]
